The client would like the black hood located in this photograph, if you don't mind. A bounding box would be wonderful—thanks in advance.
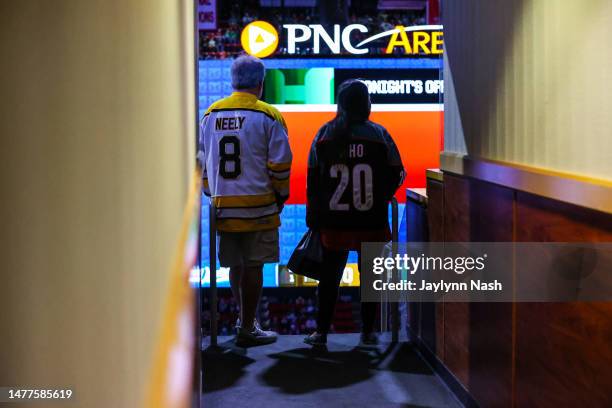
[336,79,371,122]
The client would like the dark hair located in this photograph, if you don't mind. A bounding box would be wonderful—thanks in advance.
[328,79,371,140]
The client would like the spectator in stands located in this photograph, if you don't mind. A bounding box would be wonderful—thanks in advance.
[303,80,404,347]
[207,36,216,51]
[242,11,255,25]
[199,7,426,59]
[380,17,394,32]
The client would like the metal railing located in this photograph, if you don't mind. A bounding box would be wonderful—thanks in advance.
[204,198,401,345]
[390,197,400,342]
[208,201,218,347]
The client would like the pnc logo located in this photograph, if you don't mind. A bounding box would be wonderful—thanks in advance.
[241,20,443,58]
[240,21,279,58]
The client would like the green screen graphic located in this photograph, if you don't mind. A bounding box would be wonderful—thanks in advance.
[264,68,334,104]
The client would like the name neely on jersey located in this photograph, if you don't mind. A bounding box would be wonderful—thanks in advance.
[215,116,246,131]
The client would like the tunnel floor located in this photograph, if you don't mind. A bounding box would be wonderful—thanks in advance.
[201,333,462,408]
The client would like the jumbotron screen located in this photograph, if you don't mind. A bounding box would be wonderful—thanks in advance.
[198,3,443,288]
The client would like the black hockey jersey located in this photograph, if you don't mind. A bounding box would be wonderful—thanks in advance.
[306,120,404,249]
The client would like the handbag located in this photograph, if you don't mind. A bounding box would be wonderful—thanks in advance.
[287,229,324,281]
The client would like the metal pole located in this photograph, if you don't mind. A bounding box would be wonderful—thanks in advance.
[194,2,203,405]
[195,193,203,407]
[209,201,218,347]
[391,197,400,343]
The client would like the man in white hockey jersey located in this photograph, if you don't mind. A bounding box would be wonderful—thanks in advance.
[198,55,292,347]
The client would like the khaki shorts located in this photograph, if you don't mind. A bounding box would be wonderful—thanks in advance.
[217,229,279,268]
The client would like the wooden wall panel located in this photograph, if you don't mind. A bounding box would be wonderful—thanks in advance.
[467,179,514,408]
[443,302,471,387]
[420,301,437,355]
[426,178,446,360]
[443,174,471,242]
[516,192,612,242]
[515,302,612,407]
[515,192,612,407]
[427,178,445,242]
[469,303,513,408]
[435,302,444,362]
[443,174,515,406]
[467,179,514,241]
[443,174,471,386]
[406,196,425,342]
[426,172,612,407]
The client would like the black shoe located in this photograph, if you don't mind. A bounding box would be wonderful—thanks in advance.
[304,332,327,346]
[360,332,378,345]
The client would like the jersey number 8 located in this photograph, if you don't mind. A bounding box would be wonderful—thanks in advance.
[219,135,241,179]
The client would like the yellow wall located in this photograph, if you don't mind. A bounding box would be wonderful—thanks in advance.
[443,0,612,181]
[0,1,195,407]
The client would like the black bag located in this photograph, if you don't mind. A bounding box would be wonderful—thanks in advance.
[287,229,324,281]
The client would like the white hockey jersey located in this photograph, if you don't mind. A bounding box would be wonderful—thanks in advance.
[198,91,292,232]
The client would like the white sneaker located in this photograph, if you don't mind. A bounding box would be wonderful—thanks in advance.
[235,325,278,347]
[235,318,264,330]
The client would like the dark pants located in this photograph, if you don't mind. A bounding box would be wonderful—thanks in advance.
[316,247,377,334]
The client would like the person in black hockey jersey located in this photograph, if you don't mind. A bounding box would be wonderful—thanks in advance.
[304,79,404,346]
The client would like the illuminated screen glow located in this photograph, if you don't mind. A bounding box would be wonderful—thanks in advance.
[199,58,442,287]
[279,105,442,204]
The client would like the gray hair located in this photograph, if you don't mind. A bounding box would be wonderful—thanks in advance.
[231,55,265,90]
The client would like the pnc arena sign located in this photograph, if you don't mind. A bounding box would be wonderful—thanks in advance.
[241,20,444,58]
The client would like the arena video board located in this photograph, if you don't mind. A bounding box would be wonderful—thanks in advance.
[240,20,443,58]
[199,9,443,287]
[258,61,443,205]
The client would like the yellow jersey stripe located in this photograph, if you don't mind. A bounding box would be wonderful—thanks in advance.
[267,161,291,172]
[205,92,286,129]
[207,107,276,122]
[271,178,290,191]
[254,100,287,129]
[205,92,257,114]
[213,193,276,208]
[217,214,280,232]
[205,92,287,121]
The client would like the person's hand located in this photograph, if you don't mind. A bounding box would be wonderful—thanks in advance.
[275,193,287,213]
[306,212,320,230]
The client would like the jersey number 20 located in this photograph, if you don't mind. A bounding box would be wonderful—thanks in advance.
[219,135,241,179]
[329,163,373,211]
